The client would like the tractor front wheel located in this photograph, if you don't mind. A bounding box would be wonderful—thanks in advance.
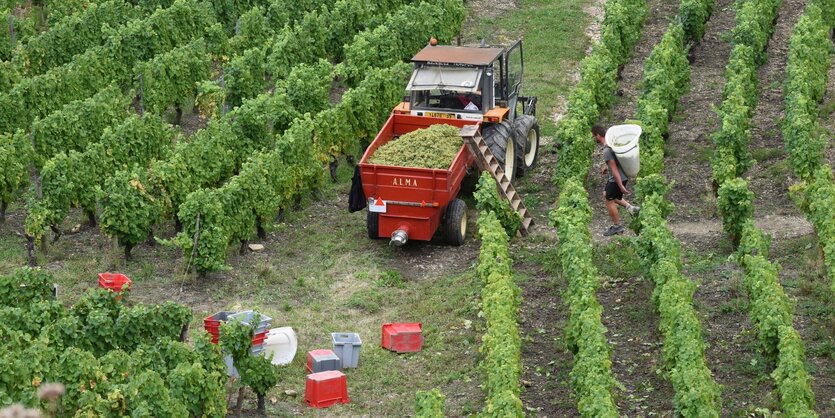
[367,211,379,239]
[482,120,516,182]
[513,115,540,176]
[445,199,467,246]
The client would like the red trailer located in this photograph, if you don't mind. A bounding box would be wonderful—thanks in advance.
[359,114,478,246]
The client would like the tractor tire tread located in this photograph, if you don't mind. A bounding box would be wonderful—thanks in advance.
[482,120,515,181]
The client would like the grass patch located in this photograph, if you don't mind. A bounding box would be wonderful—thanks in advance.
[593,237,642,279]
[461,0,592,136]
[750,147,785,162]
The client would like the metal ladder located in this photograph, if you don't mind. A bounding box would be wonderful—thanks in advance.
[460,125,533,236]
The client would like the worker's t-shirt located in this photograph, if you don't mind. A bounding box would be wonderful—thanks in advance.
[603,147,628,184]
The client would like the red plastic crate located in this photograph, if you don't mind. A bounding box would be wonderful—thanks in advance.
[204,313,268,345]
[381,323,424,353]
[97,273,132,292]
[252,330,267,346]
[304,371,349,408]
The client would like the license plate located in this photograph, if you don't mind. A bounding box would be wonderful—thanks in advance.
[425,112,457,119]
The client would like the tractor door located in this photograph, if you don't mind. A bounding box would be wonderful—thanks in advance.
[504,40,523,122]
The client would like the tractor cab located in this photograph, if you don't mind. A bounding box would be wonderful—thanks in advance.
[394,40,536,125]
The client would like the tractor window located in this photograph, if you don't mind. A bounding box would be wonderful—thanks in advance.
[507,42,523,95]
[408,66,482,92]
[413,90,483,111]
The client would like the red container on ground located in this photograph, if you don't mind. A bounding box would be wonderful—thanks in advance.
[306,349,341,373]
[203,312,267,345]
[381,323,424,353]
[304,370,349,408]
[98,273,132,292]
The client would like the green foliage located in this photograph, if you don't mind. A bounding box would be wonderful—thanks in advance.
[341,0,465,84]
[266,10,327,79]
[285,59,333,116]
[716,178,754,247]
[679,0,714,44]
[369,124,463,169]
[732,0,781,65]
[415,389,445,417]
[599,0,648,65]
[555,0,648,186]
[772,326,816,416]
[0,278,223,416]
[220,318,280,399]
[783,2,835,295]
[0,0,224,133]
[12,1,140,78]
[100,169,161,250]
[548,179,620,417]
[791,168,835,293]
[783,4,831,181]
[136,38,212,114]
[634,22,690,177]
[636,196,722,415]
[313,63,411,157]
[476,211,523,418]
[0,130,31,207]
[30,84,130,169]
[0,7,36,62]
[224,46,267,107]
[474,172,521,237]
[228,5,272,51]
[0,267,53,308]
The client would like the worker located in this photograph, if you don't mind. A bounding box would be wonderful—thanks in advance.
[592,125,640,236]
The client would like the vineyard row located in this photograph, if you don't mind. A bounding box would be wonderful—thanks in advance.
[549,0,649,413]
[782,1,835,295]
[710,0,817,413]
[629,4,722,413]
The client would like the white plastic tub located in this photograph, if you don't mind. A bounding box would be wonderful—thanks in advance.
[262,327,297,366]
[605,124,641,178]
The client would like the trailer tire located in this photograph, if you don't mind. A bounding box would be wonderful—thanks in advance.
[367,211,379,239]
[513,115,540,176]
[483,120,516,182]
[445,199,467,246]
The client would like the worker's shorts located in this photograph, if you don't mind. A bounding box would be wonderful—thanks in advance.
[604,180,627,201]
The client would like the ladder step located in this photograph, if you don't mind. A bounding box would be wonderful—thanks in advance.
[462,133,533,235]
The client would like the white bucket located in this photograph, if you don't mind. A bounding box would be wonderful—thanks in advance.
[605,124,641,178]
[262,327,297,366]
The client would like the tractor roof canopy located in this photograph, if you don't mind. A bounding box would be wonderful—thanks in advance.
[411,45,504,67]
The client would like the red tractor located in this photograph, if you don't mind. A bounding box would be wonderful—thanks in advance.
[359,41,540,246]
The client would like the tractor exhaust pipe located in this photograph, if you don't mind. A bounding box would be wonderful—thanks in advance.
[390,229,409,247]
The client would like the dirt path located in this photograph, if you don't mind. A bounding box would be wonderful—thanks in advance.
[824,50,835,167]
[580,0,684,415]
[745,0,810,217]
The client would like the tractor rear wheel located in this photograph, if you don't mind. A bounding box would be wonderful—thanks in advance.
[445,199,467,246]
[513,115,540,176]
[482,120,516,182]
[367,211,379,239]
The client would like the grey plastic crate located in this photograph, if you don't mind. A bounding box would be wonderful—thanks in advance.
[223,354,240,378]
[228,310,272,333]
[308,350,341,373]
[331,333,362,368]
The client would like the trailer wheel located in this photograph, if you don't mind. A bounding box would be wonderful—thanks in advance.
[445,199,467,246]
[367,211,379,239]
[513,115,540,176]
[482,120,516,182]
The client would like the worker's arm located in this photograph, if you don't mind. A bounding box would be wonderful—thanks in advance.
[607,159,630,195]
